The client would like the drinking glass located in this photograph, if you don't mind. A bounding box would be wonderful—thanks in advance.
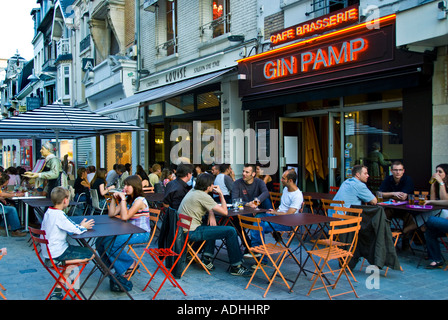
[408,194,414,205]
[376,191,383,203]
[232,198,239,211]
[419,194,426,206]
[254,197,260,210]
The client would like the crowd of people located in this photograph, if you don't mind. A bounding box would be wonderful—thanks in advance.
[2,145,448,298]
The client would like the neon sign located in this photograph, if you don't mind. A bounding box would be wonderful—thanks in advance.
[263,37,367,79]
[270,5,359,46]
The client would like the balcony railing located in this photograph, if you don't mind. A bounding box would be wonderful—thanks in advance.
[155,37,178,57]
[199,13,231,39]
[57,38,71,57]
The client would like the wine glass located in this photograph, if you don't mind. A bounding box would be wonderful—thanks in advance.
[232,198,239,211]
[253,197,260,210]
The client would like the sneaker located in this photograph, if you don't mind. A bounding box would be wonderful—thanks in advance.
[49,292,63,300]
[244,252,261,259]
[251,261,267,270]
[10,230,27,237]
[201,257,215,271]
[230,264,253,276]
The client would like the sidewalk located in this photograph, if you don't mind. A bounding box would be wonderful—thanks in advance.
[1,232,448,301]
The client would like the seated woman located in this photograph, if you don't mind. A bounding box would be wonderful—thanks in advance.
[91,168,115,210]
[423,199,448,268]
[0,174,26,237]
[430,163,448,200]
[96,175,150,280]
[74,167,91,215]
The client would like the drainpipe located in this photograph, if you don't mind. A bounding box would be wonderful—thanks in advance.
[135,0,141,91]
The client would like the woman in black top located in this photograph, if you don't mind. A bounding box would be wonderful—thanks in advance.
[74,167,91,215]
[91,168,115,208]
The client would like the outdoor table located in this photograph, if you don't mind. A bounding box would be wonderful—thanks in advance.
[69,215,147,300]
[10,195,45,231]
[260,213,339,292]
[144,192,165,205]
[15,196,79,231]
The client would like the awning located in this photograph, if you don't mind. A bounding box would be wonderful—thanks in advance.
[96,68,234,114]
[0,103,146,140]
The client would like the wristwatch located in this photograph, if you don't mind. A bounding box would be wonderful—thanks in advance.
[440,182,445,186]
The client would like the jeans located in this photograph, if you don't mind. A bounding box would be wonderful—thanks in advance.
[0,205,22,231]
[95,232,149,276]
[424,216,448,262]
[188,225,243,267]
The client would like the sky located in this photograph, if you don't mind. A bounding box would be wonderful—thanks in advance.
[0,0,38,60]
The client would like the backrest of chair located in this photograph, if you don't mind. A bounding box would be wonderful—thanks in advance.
[28,227,51,267]
[272,182,280,192]
[321,199,345,216]
[328,215,362,253]
[302,196,314,214]
[329,186,339,194]
[269,192,282,209]
[90,189,100,209]
[143,187,155,193]
[328,206,362,217]
[147,208,161,245]
[75,192,86,203]
[238,215,263,249]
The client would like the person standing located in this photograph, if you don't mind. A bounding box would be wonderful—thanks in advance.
[24,142,63,198]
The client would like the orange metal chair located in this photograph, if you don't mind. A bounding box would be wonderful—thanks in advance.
[143,213,192,300]
[269,191,282,210]
[181,239,210,277]
[29,227,92,300]
[321,199,345,216]
[0,248,7,300]
[301,195,314,214]
[126,208,161,280]
[307,214,362,300]
[238,215,291,298]
[272,182,280,192]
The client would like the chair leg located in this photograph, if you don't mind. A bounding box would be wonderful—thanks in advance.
[181,241,210,277]
[0,282,6,300]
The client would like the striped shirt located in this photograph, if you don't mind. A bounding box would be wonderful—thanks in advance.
[127,196,150,232]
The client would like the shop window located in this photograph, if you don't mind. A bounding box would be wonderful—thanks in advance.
[106,132,132,170]
[197,91,220,110]
[165,94,194,116]
[344,89,402,107]
[154,127,165,163]
[285,98,340,113]
[147,103,163,117]
[343,107,403,191]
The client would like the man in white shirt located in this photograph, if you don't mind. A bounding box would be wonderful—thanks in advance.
[249,169,303,263]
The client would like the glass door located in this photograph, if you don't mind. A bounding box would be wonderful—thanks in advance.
[328,112,342,188]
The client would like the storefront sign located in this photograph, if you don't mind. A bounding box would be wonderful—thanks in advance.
[238,15,397,96]
[270,5,359,47]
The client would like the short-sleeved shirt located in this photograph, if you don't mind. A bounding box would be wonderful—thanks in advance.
[278,187,304,214]
[379,175,414,194]
[332,178,375,216]
[178,189,218,232]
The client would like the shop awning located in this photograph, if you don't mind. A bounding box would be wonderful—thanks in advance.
[96,68,234,115]
[0,103,146,140]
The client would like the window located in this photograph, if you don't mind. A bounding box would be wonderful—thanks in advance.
[64,66,70,96]
[310,0,359,17]
[212,0,230,38]
[166,0,178,55]
[106,132,132,169]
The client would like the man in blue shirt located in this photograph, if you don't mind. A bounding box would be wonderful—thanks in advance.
[332,165,377,215]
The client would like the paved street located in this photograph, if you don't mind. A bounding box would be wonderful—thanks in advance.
[1,229,448,305]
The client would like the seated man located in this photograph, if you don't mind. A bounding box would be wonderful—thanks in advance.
[250,169,303,266]
[213,164,234,203]
[231,164,271,209]
[379,161,416,248]
[163,163,194,211]
[379,161,414,201]
[178,173,252,276]
[332,165,377,215]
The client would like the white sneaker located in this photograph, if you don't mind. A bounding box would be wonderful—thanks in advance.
[244,252,261,259]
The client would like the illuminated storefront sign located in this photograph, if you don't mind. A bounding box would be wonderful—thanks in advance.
[270,5,359,46]
[238,14,397,95]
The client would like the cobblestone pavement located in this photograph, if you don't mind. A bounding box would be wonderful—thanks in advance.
[1,230,447,305]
